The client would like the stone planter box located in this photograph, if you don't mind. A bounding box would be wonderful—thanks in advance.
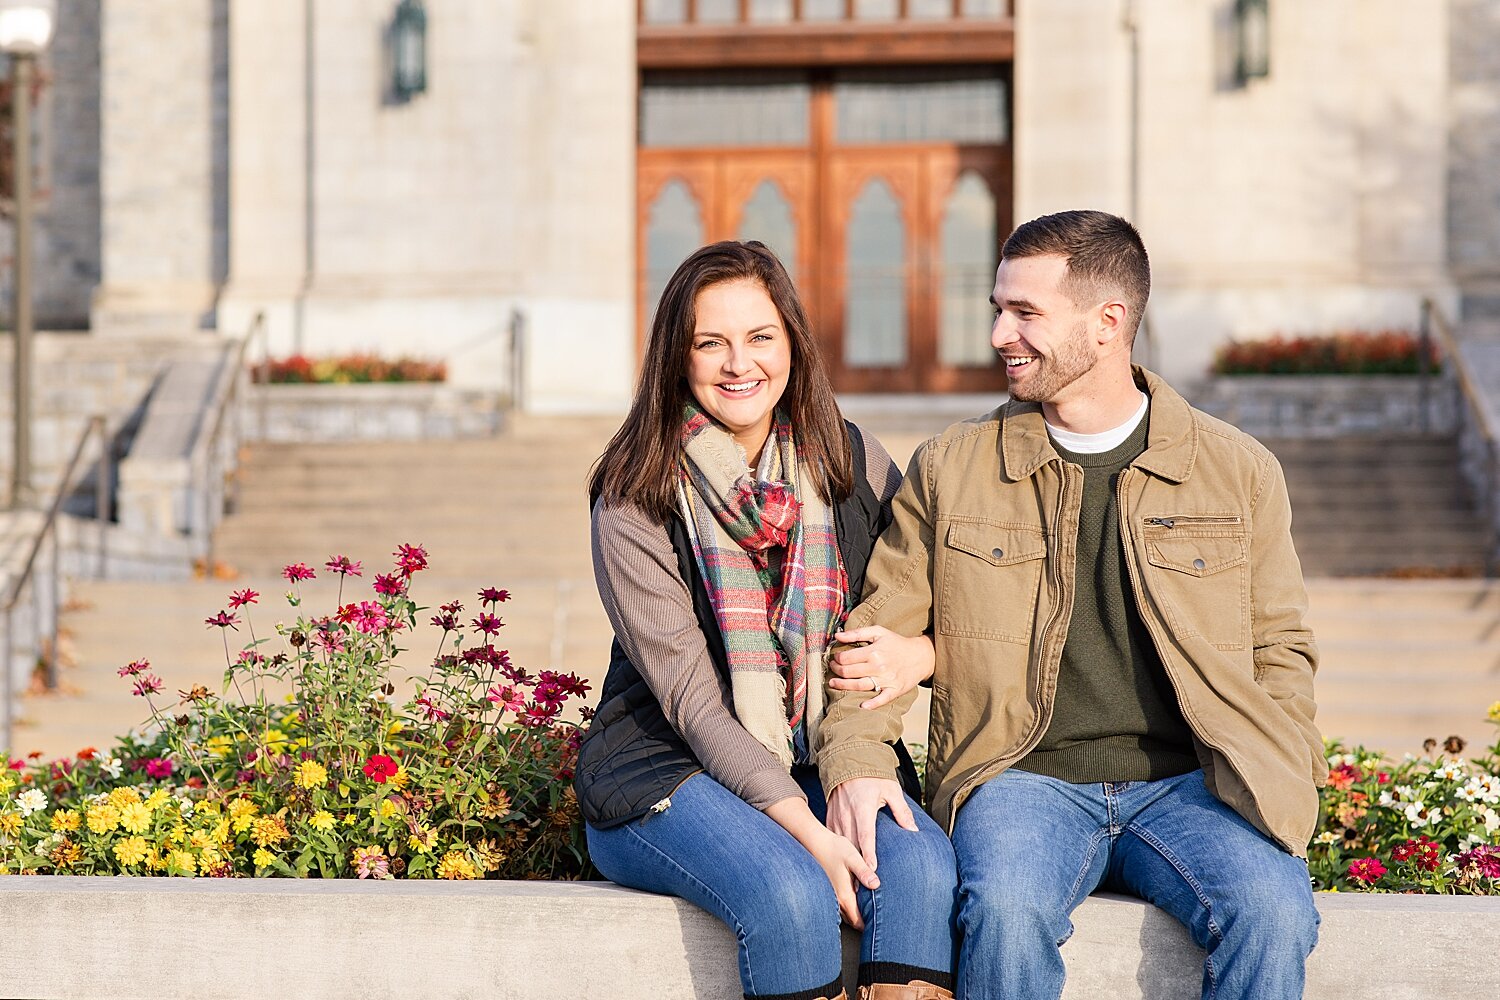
[0,878,1495,999]
[1192,374,1459,438]
[247,382,506,442]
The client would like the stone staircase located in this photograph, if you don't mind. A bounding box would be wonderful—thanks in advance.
[15,414,1499,764]
[1263,434,1488,578]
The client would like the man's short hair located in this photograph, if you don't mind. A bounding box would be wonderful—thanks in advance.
[1001,210,1151,341]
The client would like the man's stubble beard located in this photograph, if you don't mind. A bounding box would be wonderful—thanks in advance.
[1004,318,1099,404]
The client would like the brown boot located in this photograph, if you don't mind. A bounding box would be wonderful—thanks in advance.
[856,983,954,1000]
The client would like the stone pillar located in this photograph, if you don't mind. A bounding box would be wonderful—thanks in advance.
[91,0,225,335]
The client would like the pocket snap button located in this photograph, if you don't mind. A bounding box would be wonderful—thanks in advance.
[992,547,1004,560]
[1193,558,1206,571]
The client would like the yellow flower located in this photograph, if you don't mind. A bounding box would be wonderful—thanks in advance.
[0,812,21,836]
[229,799,258,833]
[119,801,152,835]
[0,773,14,793]
[168,849,197,874]
[113,835,150,867]
[294,760,328,790]
[86,803,121,834]
[144,788,170,812]
[250,816,290,848]
[408,827,437,854]
[50,810,80,832]
[436,850,479,880]
[262,729,289,751]
[388,767,411,791]
[107,787,141,809]
[387,721,404,736]
[206,735,233,758]
[199,846,222,868]
[146,849,168,871]
[190,829,212,850]
[252,847,276,869]
[377,799,400,820]
[309,810,336,833]
[212,817,231,844]
[1489,700,1500,724]
[343,814,355,826]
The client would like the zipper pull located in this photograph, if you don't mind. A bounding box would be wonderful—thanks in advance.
[1144,516,1175,528]
[648,796,672,815]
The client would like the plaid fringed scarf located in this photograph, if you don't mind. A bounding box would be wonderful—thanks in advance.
[677,404,849,768]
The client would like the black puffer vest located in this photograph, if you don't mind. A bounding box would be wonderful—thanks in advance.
[576,422,922,829]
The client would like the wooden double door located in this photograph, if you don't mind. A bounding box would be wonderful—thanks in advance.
[640,143,1011,393]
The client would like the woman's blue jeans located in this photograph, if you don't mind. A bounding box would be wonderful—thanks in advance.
[586,766,958,1000]
[951,768,1319,1000]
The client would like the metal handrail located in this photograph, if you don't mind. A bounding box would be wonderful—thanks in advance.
[1420,297,1500,572]
[196,311,267,574]
[2,413,112,752]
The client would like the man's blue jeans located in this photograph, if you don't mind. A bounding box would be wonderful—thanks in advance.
[586,766,958,999]
[952,768,1318,1000]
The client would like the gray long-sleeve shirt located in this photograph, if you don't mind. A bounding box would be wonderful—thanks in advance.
[590,428,901,811]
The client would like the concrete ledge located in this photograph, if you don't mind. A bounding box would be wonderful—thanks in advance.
[248,383,505,442]
[0,878,1497,999]
[1192,374,1459,437]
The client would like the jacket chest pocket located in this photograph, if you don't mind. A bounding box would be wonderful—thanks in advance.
[1141,515,1250,651]
[938,521,1047,643]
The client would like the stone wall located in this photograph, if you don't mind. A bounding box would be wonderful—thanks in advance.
[1015,0,1457,393]
[1449,0,1500,319]
[1193,375,1460,439]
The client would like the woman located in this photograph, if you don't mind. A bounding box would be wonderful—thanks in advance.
[576,241,956,1000]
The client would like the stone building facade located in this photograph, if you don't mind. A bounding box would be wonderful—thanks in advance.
[8,0,1500,411]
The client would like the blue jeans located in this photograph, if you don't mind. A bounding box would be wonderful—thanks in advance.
[952,769,1318,1000]
[586,766,958,999]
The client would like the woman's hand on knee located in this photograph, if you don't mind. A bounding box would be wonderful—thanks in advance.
[805,826,877,930]
[829,627,934,710]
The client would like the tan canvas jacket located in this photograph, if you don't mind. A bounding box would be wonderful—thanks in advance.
[817,367,1326,856]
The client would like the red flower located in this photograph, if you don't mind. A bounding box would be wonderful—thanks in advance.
[362,754,399,783]
[143,757,174,779]
[486,684,526,713]
[76,746,98,761]
[352,601,390,635]
[478,587,510,605]
[282,562,317,582]
[117,659,150,677]
[227,588,259,609]
[1347,857,1387,884]
[373,572,406,596]
[1326,763,1361,791]
[204,610,240,630]
[325,555,363,577]
[1455,845,1500,880]
[1392,837,1442,872]
[132,674,164,697]
[470,613,504,635]
[394,543,428,576]
[430,612,458,631]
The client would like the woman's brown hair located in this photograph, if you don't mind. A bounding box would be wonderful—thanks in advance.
[589,240,853,520]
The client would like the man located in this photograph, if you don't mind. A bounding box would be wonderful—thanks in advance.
[819,210,1324,999]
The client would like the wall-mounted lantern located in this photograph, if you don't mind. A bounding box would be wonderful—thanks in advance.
[1233,0,1270,86]
[391,0,427,103]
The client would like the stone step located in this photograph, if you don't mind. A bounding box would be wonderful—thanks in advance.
[1306,578,1500,611]
[1306,610,1500,644]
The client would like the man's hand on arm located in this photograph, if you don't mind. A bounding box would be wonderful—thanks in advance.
[827,626,935,711]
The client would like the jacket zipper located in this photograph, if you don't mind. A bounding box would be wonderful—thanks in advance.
[1117,471,1293,852]
[1143,515,1242,529]
[945,460,1078,833]
[643,768,702,821]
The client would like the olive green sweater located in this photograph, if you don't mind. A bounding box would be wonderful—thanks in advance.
[1017,416,1198,783]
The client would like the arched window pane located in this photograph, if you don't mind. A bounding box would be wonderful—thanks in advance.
[646,180,705,323]
[939,171,999,367]
[844,178,907,368]
[737,179,798,286]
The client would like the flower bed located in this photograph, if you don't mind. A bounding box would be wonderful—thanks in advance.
[1,545,1496,893]
[1310,714,1500,893]
[1212,330,1438,376]
[252,353,447,384]
[0,545,592,879]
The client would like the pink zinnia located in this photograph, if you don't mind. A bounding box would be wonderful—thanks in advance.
[415,696,450,722]
[1456,845,1500,880]
[117,659,149,678]
[313,628,346,655]
[1347,857,1387,884]
[282,562,316,582]
[353,600,389,635]
[325,555,363,577]
[478,587,510,605]
[373,572,405,597]
[486,684,526,713]
[394,543,428,576]
[353,846,390,879]
[518,702,560,729]
[143,757,174,779]
[227,588,259,609]
[204,610,240,629]
[132,674,164,697]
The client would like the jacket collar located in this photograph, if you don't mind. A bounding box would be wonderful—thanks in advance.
[999,365,1198,484]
